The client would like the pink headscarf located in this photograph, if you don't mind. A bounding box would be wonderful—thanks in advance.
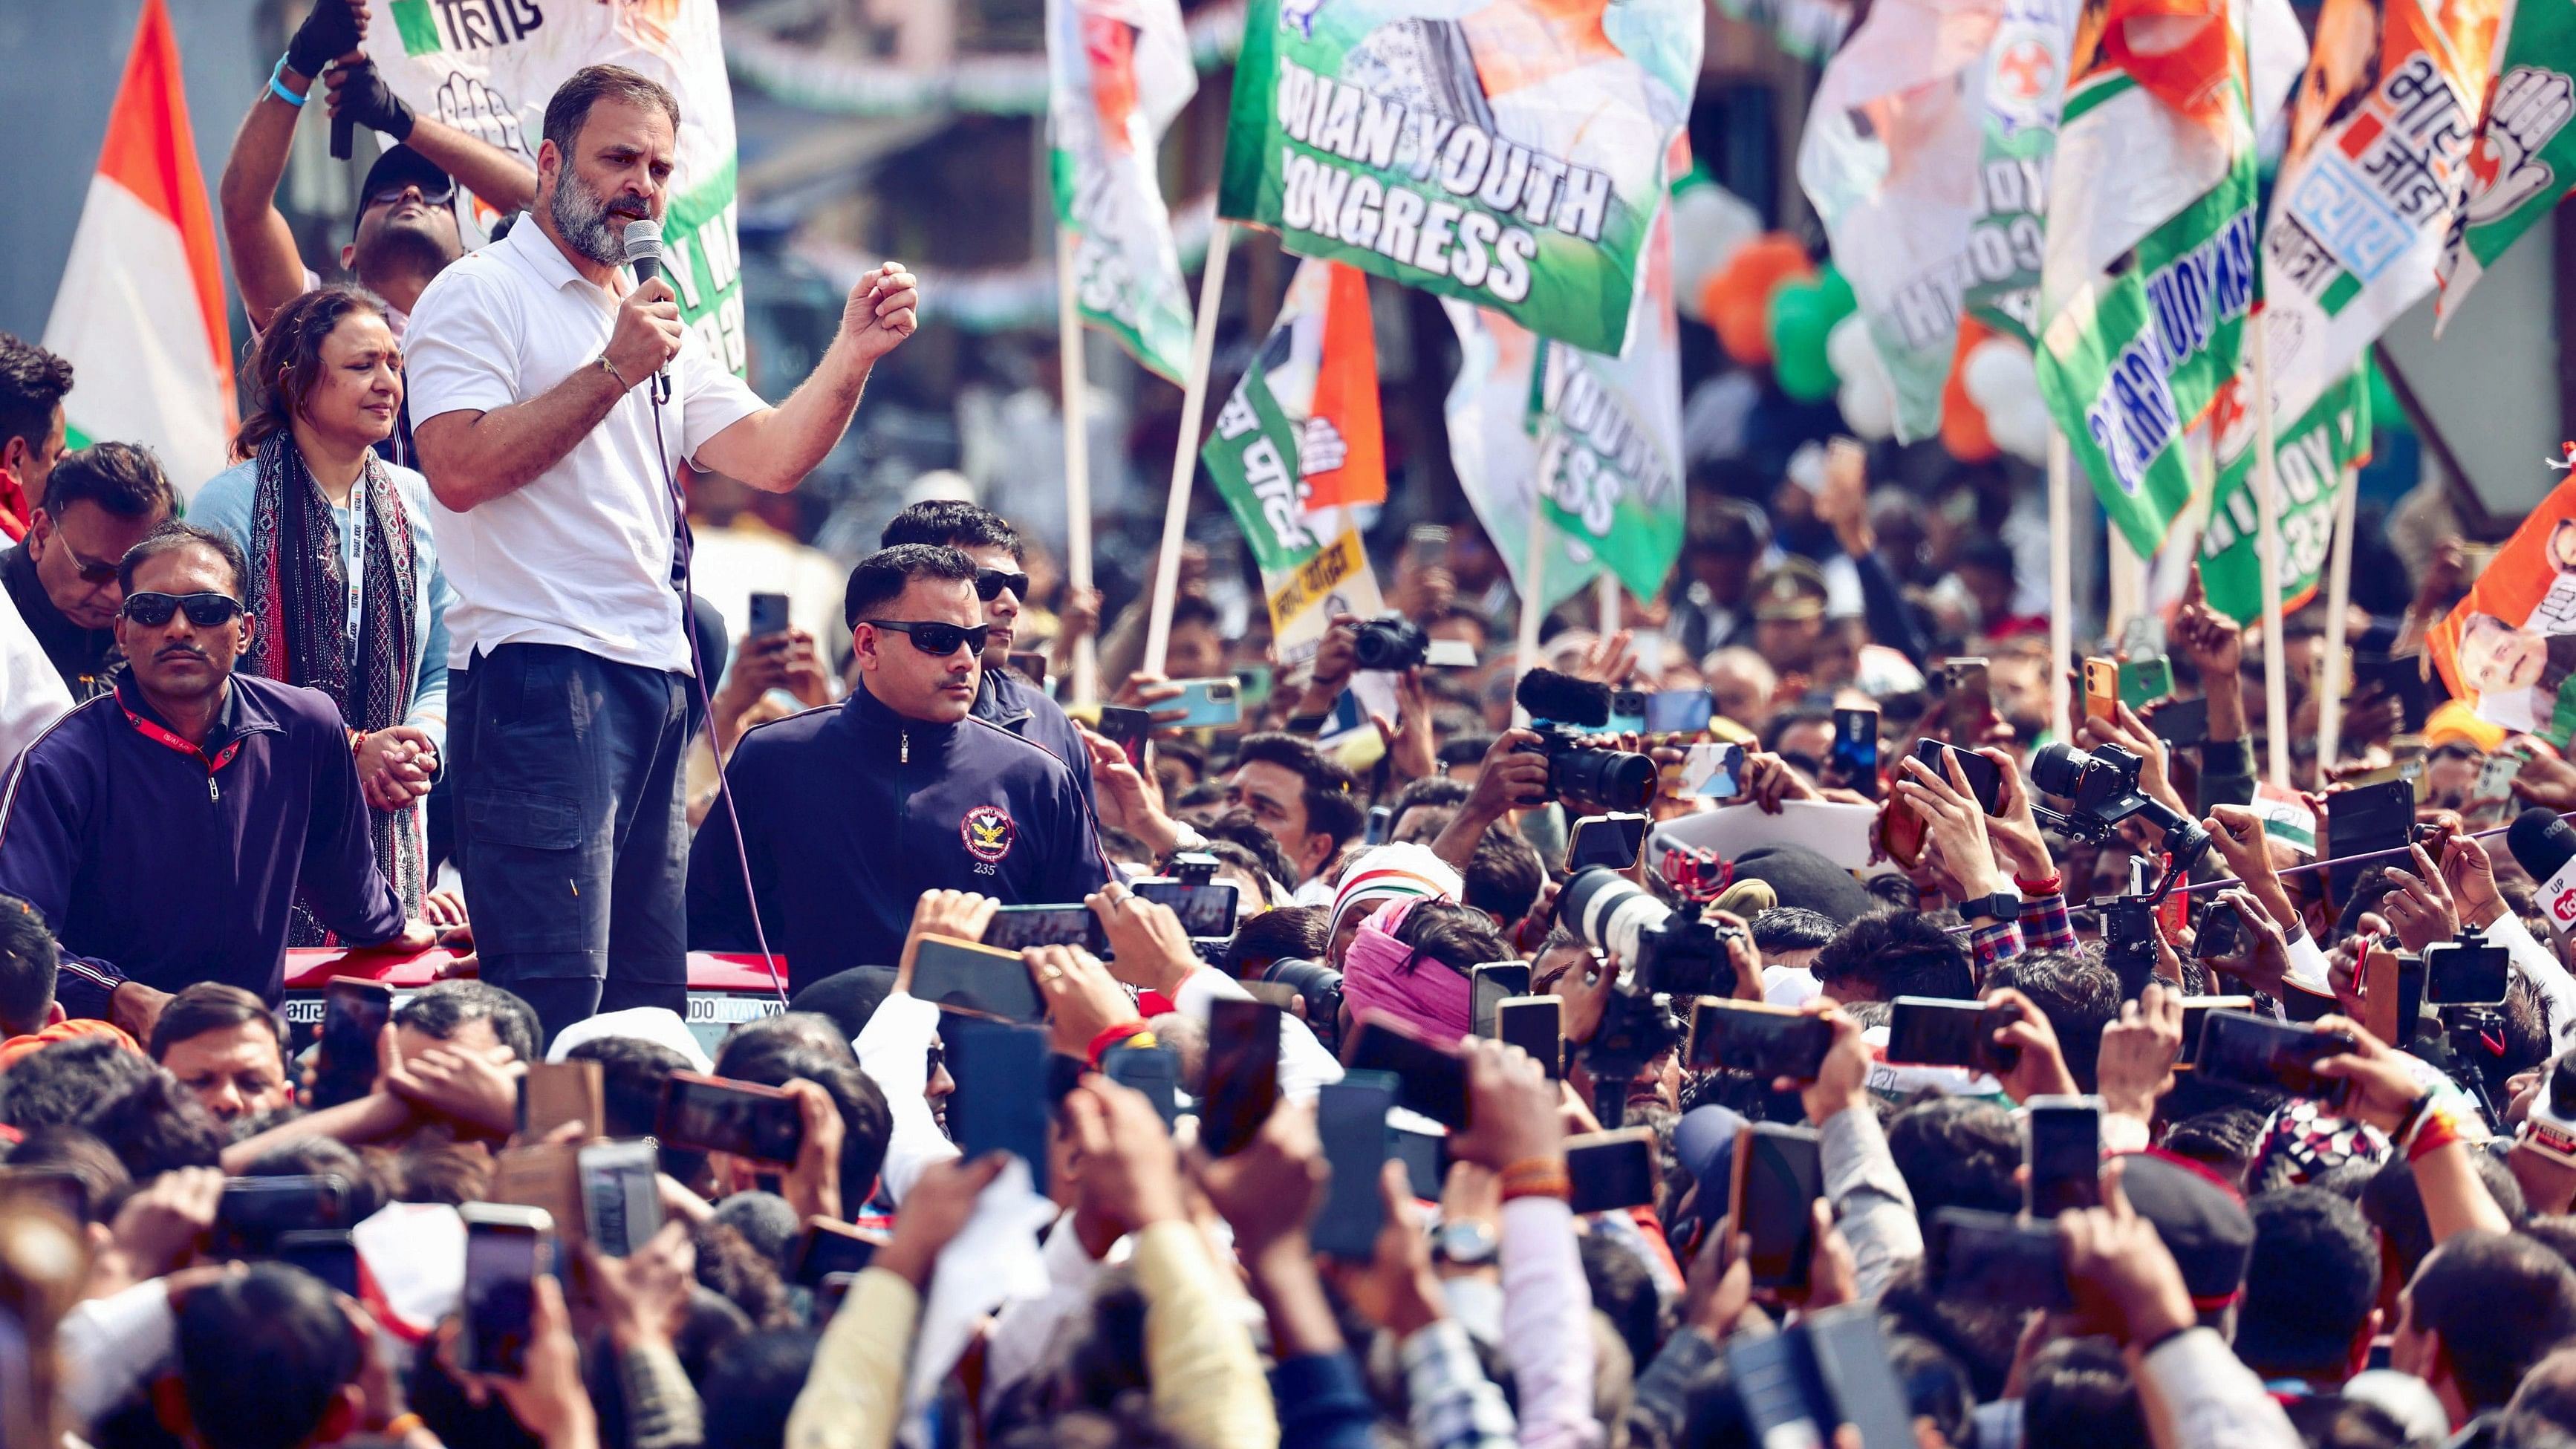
[1340,896,1472,1044]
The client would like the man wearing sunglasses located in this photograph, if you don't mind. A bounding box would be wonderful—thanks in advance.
[879,501,1093,810]
[687,545,1107,994]
[0,443,177,700]
[0,523,433,1045]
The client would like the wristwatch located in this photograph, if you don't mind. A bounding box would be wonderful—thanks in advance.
[1435,1217,1498,1267]
[1957,888,2022,922]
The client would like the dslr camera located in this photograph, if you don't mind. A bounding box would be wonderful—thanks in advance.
[1352,618,1431,671]
[1514,669,1657,814]
[2028,740,2212,874]
[1558,866,1743,1122]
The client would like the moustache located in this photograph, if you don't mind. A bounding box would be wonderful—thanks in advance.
[156,645,209,662]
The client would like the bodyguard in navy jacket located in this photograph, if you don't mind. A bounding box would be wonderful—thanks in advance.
[686,545,1108,994]
[0,525,420,1035]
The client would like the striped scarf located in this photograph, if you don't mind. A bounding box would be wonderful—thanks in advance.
[244,432,424,940]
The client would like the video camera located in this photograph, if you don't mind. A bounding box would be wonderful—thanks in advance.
[1558,865,1743,1124]
[1515,669,1656,814]
[2028,740,2213,880]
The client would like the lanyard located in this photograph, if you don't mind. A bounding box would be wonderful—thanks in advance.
[122,701,244,801]
[339,477,368,679]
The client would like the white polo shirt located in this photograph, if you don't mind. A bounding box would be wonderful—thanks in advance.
[403,219,764,674]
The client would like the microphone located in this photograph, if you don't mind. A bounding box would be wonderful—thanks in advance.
[621,218,671,403]
[1514,667,1611,727]
[2508,807,2576,936]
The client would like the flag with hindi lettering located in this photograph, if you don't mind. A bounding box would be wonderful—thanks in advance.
[42,0,233,495]
[2427,475,2576,746]
[1047,0,1198,380]
[1201,260,1387,665]
[2434,0,2576,327]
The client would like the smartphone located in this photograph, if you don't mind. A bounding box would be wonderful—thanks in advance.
[2118,655,2175,709]
[1471,963,1532,1038]
[912,934,1046,1023]
[1406,522,1454,560]
[1928,1207,2073,1310]
[1135,878,1241,938]
[2353,652,2431,732]
[460,1204,553,1377]
[1343,1014,1471,1129]
[1315,1071,1396,1260]
[2192,897,2245,964]
[2472,748,2526,810]
[1731,1122,1824,1289]
[2328,779,2416,905]
[791,1217,884,1286]
[272,1228,360,1297]
[1688,1000,1835,1081]
[2422,938,2511,1007]
[656,1072,806,1165]
[1203,997,1284,1156]
[944,1016,1053,1190]
[1096,705,1151,769]
[747,591,791,640]
[1728,1323,1832,1449]
[2195,1009,2357,1104]
[1567,1127,1659,1214]
[2024,1097,2102,1217]
[1806,1305,1923,1449]
[1567,812,1650,871]
[2395,955,2428,1048]
[1165,677,1243,730]
[1233,664,1275,712]
[215,1174,349,1252]
[1939,658,1992,740]
[1101,1042,1180,1130]
[521,1059,605,1141]
[1677,742,1748,800]
[1645,689,1716,735]
[2102,897,2160,1000]
[2082,657,2121,722]
[2175,995,2256,1068]
[1912,738,2002,815]
[1365,805,1393,846]
[982,904,1108,954]
[576,1139,662,1257]
[1390,1122,1446,1202]
[1607,688,1649,735]
[1887,996,2020,1074]
[1496,996,1564,1078]
[1829,707,1879,800]
[314,976,393,1109]
[1006,650,1050,688]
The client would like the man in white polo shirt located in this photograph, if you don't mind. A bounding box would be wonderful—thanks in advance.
[403,64,918,1042]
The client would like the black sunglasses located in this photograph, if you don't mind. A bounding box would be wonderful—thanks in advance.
[121,591,244,628]
[975,568,1031,602]
[367,178,458,211]
[865,619,993,657]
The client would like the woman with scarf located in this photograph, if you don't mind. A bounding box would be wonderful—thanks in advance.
[195,285,454,942]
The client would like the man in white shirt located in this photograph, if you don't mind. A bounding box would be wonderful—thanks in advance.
[403,63,918,1042]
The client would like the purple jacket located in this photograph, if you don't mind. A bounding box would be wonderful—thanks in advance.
[0,674,405,1016]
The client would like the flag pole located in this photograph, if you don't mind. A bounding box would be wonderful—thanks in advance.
[2251,319,2292,788]
[1142,222,1236,677]
[2048,426,2075,740]
[1515,505,1550,712]
[1054,227,1100,705]
[2316,463,2360,775]
[2108,530,2144,637]
[1596,573,1622,639]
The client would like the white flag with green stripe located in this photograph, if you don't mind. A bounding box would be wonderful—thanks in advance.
[1047,0,1198,381]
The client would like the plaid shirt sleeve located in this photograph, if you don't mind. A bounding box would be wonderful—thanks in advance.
[1400,1318,1519,1449]
[1969,917,2026,971]
[2018,892,2076,952]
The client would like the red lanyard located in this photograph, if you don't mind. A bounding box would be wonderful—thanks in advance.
[122,703,243,801]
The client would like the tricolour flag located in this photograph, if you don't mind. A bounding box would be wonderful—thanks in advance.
[2427,475,2576,746]
[42,0,232,493]
[1048,0,1197,381]
[2193,363,2372,624]
[2434,0,2576,326]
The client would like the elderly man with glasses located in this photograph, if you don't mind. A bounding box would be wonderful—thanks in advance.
[0,522,432,1045]
[686,544,1108,995]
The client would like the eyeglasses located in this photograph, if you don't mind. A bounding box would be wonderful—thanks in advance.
[366,178,458,211]
[975,568,1031,603]
[120,592,244,628]
[865,619,992,657]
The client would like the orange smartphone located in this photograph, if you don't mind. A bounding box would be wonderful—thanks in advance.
[2082,657,2120,723]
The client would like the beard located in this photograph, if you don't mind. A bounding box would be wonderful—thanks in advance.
[548,166,651,267]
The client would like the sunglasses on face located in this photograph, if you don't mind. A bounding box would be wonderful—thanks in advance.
[120,592,244,628]
[975,568,1031,602]
[367,178,458,211]
[865,619,993,657]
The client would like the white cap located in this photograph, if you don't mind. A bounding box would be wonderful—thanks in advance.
[544,1006,712,1075]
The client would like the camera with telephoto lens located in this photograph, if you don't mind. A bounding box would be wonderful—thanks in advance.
[2027,740,2212,873]
[1558,865,1742,1124]
[1513,669,1657,814]
[1351,618,1431,672]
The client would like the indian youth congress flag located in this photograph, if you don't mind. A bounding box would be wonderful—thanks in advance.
[1219,0,1701,356]
[2436,0,2576,326]
[1202,261,1388,665]
[364,0,747,374]
[2260,0,2501,421]
[2194,365,2371,624]
[42,0,233,493]
[1048,0,1197,380]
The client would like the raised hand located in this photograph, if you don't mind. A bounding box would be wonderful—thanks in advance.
[844,261,919,365]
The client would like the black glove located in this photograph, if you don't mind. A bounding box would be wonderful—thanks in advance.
[331,58,417,141]
[284,0,362,80]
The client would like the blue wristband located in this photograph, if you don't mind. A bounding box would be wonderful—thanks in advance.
[267,54,307,108]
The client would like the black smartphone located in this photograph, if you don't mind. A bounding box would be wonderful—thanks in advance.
[1688,1000,1835,1081]
[1731,1122,1824,1289]
[912,934,1045,1023]
[2423,939,2511,1006]
[1728,1323,1832,1449]
[2102,897,2160,1000]
[1910,738,2003,815]
[2174,995,2254,1067]
[1806,1304,1922,1449]
[791,1217,884,1286]
[1096,705,1152,769]
[1829,708,1880,800]
[2024,1098,2101,1217]
[1567,812,1650,872]
[2195,1009,2357,1104]
[2396,956,2427,1048]
[2150,697,2211,746]
[655,1072,807,1165]
[215,1174,349,1253]
[1939,658,1992,740]
[1202,998,1284,1156]
[1471,962,1532,1038]
[2353,652,2431,732]
[1101,1042,1180,1129]
[1315,1070,1396,1260]
[1390,1122,1447,1202]
[2327,779,2415,906]
[945,1016,1053,1191]
[747,591,791,640]
[1365,805,1393,846]
[1567,1127,1659,1214]
[1646,688,1716,735]
[576,1139,662,1257]
[1496,996,1564,1079]
[271,1229,360,1297]
[983,905,1108,955]
[1343,1015,1471,1128]
[2192,897,2245,963]
[461,1205,553,1377]
[315,977,392,1110]
[1136,879,1241,937]
[1887,996,2020,1073]
[1928,1207,2073,1310]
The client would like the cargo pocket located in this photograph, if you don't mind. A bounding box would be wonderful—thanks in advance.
[459,788,599,960]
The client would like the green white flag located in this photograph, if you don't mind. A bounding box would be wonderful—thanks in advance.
[2435,0,2576,329]
[1047,0,1198,380]
[2194,364,2372,625]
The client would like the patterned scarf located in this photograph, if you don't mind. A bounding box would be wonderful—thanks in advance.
[244,432,424,940]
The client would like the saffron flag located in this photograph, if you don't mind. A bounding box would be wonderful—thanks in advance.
[2435,0,2576,326]
[1047,0,1198,380]
[2427,475,2576,746]
[42,0,233,495]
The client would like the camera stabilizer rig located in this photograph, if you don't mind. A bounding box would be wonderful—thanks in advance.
[2029,742,2214,999]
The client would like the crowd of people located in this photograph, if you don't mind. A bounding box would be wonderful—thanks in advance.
[4,6,2576,1449]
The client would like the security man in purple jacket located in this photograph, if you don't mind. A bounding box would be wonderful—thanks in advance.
[0,523,431,1043]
